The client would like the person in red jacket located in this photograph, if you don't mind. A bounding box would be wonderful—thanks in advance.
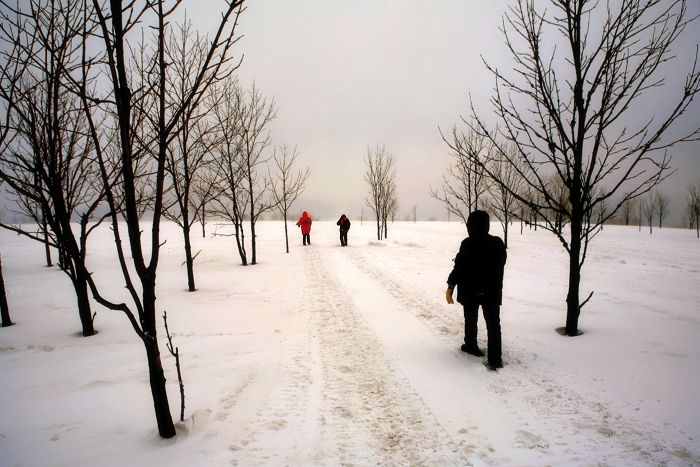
[296,211,313,246]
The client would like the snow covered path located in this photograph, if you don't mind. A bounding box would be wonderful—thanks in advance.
[224,244,469,465]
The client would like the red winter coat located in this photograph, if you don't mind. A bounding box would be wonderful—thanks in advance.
[296,211,312,235]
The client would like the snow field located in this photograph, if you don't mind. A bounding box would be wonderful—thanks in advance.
[0,220,699,466]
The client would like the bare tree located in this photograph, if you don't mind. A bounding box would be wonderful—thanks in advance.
[517,199,527,234]
[412,204,417,223]
[364,145,396,240]
[270,145,310,253]
[80,0,244,438]
[638,198,644,232]
[162,20,229,292]
[238,83,277,265]
[433,125,489,224]
[620,197,637,226]
[389,196,399,223]
[192,169,217,238]
[456,0,700,336]
[642,193,657,234]
[487,143,525,249]
[654,191,670,228]
[209,77,249,264]
[687,179,700,237]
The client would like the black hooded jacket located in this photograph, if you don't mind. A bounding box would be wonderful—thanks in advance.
[337,214,351,232]
[447,211,507,304]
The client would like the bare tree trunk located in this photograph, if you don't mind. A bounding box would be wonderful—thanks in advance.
[74,268,95,336]
[145,336,174,436]
[233,219,247,266]
[248,171,258,264]
[44,239,52,267]
[55,200,96,337]
[42,216,52,267]
[284,216,289,253]
[143,279,176,437]
[250,216,257,265]
[639,205,642,232]
[565,225,582,336]
[183,222,195,292]
[0,255,13,327]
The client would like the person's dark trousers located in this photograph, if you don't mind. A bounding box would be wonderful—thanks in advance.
[463,297,502,366]
[303,234,310,245]
[340,232,347,246]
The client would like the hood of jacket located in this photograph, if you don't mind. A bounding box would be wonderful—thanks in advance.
[467,210,490,238]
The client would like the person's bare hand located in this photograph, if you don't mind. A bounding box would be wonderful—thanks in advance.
[445,287,454,305]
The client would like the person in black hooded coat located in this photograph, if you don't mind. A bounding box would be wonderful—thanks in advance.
[446,210,507,370]
[336,214,351,246]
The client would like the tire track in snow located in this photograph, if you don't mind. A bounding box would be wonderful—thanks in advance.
[303,245,470,466]
[344,246,698,466]
[344,247,462,344]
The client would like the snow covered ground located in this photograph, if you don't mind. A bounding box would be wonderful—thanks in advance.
[1,220,699,466]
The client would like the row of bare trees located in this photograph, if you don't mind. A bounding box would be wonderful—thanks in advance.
[0,0,307,439]
[436,0,700,336]
[431,127,489,225]
[205,81,309,265]
[621,191,672,233]
[432,131,525,248]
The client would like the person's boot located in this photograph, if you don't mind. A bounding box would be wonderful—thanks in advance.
[484,360,503,371]
[460,344,485,357]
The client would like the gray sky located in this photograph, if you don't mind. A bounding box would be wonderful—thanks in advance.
[191,0,700,226]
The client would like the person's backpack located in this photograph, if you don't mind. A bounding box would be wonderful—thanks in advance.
[346,219,351,230]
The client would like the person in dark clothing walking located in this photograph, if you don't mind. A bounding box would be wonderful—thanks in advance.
[446,210,507,371]
[336,214,351,246]
[296,211,312,246]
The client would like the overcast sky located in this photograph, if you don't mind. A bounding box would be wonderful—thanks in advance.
[191,0,700,225]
